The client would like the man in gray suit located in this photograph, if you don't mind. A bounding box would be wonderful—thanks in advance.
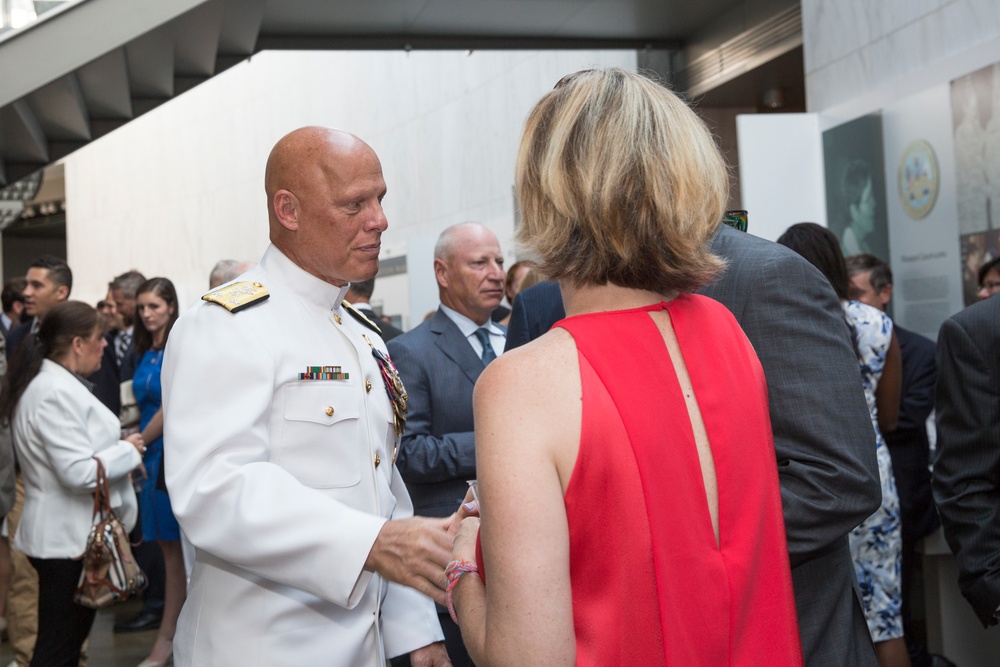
[932,294,1000,627]
[506,223,881,666]
[387,221,506,667]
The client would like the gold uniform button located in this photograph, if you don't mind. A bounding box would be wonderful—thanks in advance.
[325,406,334,417]
[374,453,381,467]
[334,314,342,325]
[365,379,372,393]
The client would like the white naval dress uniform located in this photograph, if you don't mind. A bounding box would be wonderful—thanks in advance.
[162,245,443,666]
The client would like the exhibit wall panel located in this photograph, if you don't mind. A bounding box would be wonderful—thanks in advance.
[880,84,963,338]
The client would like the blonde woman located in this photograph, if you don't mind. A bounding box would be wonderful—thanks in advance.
[448,69,802,665]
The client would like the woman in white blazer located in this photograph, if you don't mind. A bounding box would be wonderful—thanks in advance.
[0,301,145,667]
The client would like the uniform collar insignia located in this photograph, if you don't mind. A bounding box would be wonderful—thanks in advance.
[343,300,383,335]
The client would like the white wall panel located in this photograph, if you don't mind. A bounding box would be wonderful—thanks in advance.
[64,49,636,324]
[736,112,826,242]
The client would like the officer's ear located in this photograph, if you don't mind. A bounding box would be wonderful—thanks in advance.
[273,190,300,231]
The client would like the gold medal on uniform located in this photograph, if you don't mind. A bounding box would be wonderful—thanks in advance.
[372,347,408,436]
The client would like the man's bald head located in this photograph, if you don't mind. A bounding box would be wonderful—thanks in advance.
[264,127,388,286]
[265,127,367,223]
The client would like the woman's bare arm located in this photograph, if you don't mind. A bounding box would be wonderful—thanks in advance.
[451,330,580,666]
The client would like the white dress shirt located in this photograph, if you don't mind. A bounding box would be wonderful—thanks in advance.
[439,304,506,357]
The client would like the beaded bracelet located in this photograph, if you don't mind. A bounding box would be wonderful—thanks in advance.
[444,559,479,625]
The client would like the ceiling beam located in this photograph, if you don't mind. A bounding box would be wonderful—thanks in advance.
[254,34,681,52]
[0,0,213,110]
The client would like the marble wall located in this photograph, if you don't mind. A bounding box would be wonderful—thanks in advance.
[64,49,636,325]
[804,0,1000,119]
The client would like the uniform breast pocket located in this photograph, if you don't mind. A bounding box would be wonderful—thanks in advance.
[275,384,362,488]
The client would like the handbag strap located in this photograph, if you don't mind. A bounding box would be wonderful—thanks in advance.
[91,457,114,521]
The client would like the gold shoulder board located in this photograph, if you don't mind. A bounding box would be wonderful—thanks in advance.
[202,281,269,313]
[342,301,382,334]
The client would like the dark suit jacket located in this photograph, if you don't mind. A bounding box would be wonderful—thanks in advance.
[505,225,881,666]
[5,319,34,362]
[884,325,939,544]
[933,295,1000,626]
[387,309,486,517]
[355,305,404,342]
[505,281,564,350]
[87,331,131,414]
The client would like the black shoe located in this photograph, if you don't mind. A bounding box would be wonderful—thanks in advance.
[113,610,162,633]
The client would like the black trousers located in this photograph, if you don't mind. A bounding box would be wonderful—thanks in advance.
[27,557,96,667]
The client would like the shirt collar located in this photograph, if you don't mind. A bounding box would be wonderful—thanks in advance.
[439,304,504,338]
[259,244,350,311]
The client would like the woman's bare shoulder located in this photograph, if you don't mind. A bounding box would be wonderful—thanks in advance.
[482,328,578,389]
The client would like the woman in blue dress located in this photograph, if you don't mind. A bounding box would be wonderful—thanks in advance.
[133,277,184,667]
[777,223,908,667]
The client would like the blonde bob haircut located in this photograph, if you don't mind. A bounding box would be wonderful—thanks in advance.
[515,68,728,293]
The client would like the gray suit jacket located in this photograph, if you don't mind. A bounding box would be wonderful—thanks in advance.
[702,225,880,666]
[505,225,881,666]
[387,309,484,517]
[932,295,1000,626]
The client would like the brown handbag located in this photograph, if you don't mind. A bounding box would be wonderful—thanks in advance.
[73,458,147,609]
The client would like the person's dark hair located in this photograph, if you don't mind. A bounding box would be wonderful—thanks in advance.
[28,255,73,294]
[977,256,1000,286]
[777,223,861,360]
[845,253,893,293]
[133,278,179,357]
[776,223,852,300]
[504,260,537,302]
[2,277,26,312]
[348,278,375,301]
[109,270,147,299]
[0,301,101,424]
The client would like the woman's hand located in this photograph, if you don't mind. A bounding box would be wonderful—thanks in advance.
[446,487,480,535]
[125,432,146,455]
[451,516,481,564]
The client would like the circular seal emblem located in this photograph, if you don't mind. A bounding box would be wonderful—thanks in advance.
[898,140,939,219]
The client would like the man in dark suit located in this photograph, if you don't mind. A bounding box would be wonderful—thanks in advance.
[89,270,146,416]
[346,277,404,341]
[6,255,72,362]
[506,223,881,666]
[847,253,939,663]
[932,294,1000,627]
[0,278,26,338]
[387,221,506,667]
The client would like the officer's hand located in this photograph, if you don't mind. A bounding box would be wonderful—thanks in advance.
[365,516,451,605]
[409,641,452,667]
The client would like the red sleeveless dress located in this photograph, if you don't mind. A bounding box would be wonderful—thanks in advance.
[556,295,802,666]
